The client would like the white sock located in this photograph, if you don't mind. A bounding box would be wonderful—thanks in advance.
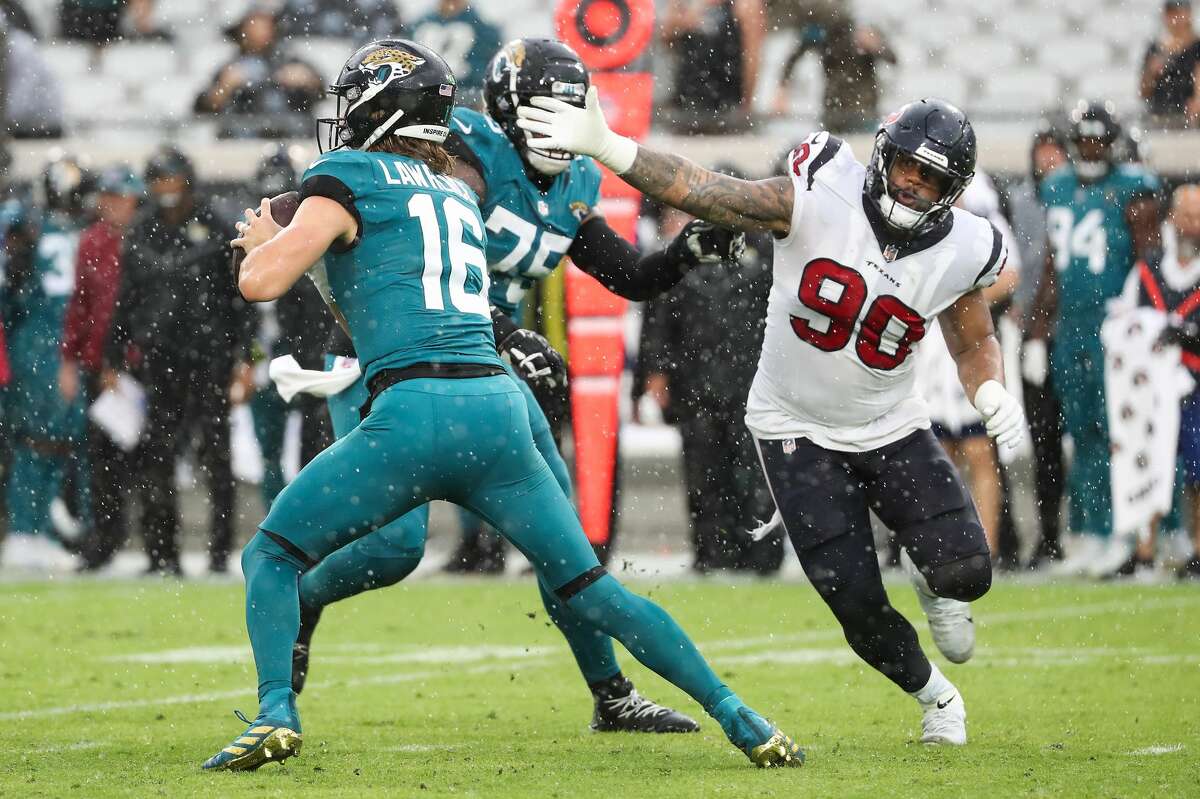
[909,663,955,707]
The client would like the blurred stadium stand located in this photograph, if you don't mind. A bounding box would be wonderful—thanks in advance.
[11,0,1164,145]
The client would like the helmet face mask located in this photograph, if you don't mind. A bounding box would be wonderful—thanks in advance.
[865,99,975,237]
[1067,100,1120,183]
[484,38,588,175]
[318,40,457,153]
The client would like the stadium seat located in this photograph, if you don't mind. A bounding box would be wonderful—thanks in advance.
[942,37,1021,74]
[101,43,179,79]
[883,70,970,111]
[1043,35,1116,73]
[43,42,97,82]
[63,79,127,127]
[981,70,1063,116]
[993,9,1068,48]
[290,37,354,84]
[1076,70,1140,114]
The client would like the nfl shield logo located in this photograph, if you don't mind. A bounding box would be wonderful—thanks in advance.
[537,200,550,216]
[782,438,796,455]
[883,243,900,262]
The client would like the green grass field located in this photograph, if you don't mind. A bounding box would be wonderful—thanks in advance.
[1,577,1197,798]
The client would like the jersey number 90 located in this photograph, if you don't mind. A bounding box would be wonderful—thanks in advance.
[790,258,925,370]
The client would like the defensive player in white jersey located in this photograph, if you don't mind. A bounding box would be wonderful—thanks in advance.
[517,95,1025,745]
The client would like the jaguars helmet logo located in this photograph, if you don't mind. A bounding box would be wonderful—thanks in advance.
[491,39,526,82]
[359,48,426,83]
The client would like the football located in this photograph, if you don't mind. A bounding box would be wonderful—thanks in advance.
[231,190,301,281]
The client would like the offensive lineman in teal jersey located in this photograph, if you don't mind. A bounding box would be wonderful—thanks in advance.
[203,39,801,772]
[1029,101,1161,549]
[1,156,92,562]
[290,38,744,733]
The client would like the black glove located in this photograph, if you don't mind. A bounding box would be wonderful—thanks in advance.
[497,327,568,391]
[1159,318,1200,356]
[665,219,745,268]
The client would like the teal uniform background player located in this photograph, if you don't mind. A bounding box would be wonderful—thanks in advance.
[204,39,799,772]
[292,37,745,733]
[1036,101,1161,539]
[2,158,93,543]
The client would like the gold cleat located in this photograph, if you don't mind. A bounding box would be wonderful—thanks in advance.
[202,724,302,771]
[749,730,805,768]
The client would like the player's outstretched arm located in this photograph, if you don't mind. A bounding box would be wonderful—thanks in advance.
[515,87,793,236]
[568,214,744,301]
[235,196,357,302]
[942,290,1024,449]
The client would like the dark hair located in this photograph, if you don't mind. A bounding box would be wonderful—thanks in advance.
[368,136,455,175]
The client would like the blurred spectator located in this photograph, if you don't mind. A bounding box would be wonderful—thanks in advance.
[1010,117,1070,568]
[104,147,254,575]
[1,0,36,36]
[917,170,1020,565]
[1111,184,1200,579]
[62,165,143,571]
[409,1,502,99]
[59,0,170,44]
[193,2,323,139]
[4,20,64,138]
[1,153,92,572]
[661,0,765,133]
[278,0,402,42]
[1028,102,1162,576]
[637,203,781,574]
[1141,0,1200,128]
[778,10,895,133]
[246,145,332,507]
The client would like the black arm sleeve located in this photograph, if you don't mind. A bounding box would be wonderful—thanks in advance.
[299,174,362,253]
[490,305,519,346]
[567,217,688,302]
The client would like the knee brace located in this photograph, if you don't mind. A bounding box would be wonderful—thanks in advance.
[925,552,992,602]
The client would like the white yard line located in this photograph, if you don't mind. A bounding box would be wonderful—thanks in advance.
[1127,744,1185,756]
[0,660,547,722]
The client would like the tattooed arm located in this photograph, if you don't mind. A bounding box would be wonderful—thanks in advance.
[618,150,794,235]
[516,87,794,236]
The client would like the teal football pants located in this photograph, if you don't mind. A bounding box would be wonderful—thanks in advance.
[298,361,618,684]
[244,374,731,721]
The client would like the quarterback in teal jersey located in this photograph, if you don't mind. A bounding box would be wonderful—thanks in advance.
[290,38,745,735]
[203,39,801,772]
[1029,101,1161,548]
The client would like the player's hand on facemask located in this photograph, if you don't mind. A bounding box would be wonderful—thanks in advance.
[515,86,639,174]
[974,380,1024,449]
[667,220,745,268]
[499,328,568,391]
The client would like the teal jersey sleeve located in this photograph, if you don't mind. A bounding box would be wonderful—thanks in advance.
[301,149,501,380]
[449,108,605,315]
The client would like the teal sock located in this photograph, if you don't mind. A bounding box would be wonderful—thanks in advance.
[241,531,307,703]
[564,574,726,708]
[537,578,620,685]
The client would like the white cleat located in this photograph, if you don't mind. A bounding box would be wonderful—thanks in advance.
[920,688,967,746]
[902,551,974,664]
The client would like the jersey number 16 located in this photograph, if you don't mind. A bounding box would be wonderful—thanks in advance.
[409,193,491,317]
[790,258,926,370]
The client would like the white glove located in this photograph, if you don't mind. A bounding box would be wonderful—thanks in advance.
[974,380,1024,449]
[1021,338,1048,387]
[515,86,639,175]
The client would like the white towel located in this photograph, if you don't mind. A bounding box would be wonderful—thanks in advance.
[268,354,361,403]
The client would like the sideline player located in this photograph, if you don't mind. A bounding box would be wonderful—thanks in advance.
[517,93,1025,745]
[202,39,801,771]
[290,38,742,734]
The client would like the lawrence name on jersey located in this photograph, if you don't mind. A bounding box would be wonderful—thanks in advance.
[517,93,1028,747]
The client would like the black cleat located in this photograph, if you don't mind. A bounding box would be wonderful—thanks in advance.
[1025,538,1063,571]
[589,677,700,733]
[1178,554,1200,580]
[291,603,323,694]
